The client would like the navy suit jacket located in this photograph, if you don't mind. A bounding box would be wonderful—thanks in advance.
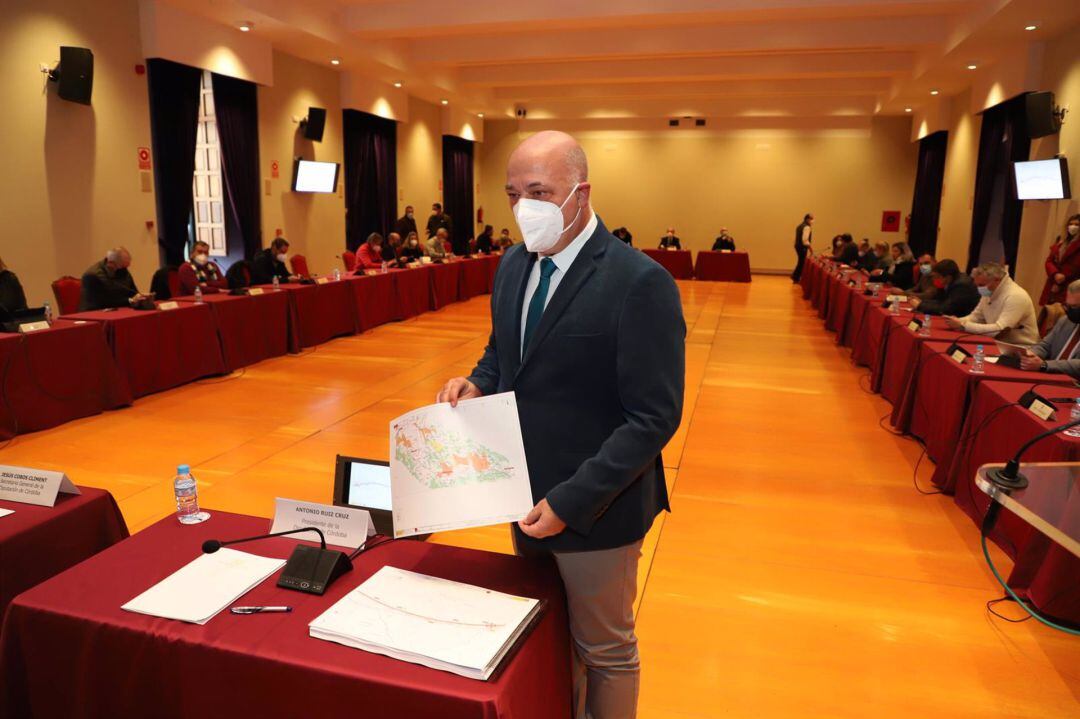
[467,217,686,552]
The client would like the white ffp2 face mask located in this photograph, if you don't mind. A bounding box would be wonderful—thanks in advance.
[513,183,581,254]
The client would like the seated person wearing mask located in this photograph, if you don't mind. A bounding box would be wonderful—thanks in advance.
[382,232,407,267]
[399,232,425,263]
[909,259,980,317]
[658,228,682,250]
[853,239,876,271]
[251,238,297,285]
[356,233,387,270]
[836,235,859,266]
[79,247,150,311]
[869,242,893,274]
[910,254,938,299]
[0,256,28,313]
[426,227,450,261]
[942,262,1039,345]
[711,229,736,251]
[874,242,917,290]
[475,225,495,254]
[497,228,515,249]
[178,241,228,295]
[1021,279,1080,378]
[612,227,633,247]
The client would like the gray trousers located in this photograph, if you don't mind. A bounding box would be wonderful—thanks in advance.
[518,536,644,719]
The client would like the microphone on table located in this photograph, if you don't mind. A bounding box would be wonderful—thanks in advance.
[943,329,1000,360]
[202,526,352,596]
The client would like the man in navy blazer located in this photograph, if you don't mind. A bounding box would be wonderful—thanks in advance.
[438,131,685,718]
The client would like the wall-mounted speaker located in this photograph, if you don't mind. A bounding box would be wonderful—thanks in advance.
[49,46,94,105]
[1026,91,1063,139]
[302,107,327,141]
[515,105,527,119]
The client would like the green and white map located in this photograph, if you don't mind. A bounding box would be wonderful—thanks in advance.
[393,416,515,488]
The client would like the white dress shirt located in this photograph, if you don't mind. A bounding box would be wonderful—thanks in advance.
[959,275,1040,345]
[520,210,598,353]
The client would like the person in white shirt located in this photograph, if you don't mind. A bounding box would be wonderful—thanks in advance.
[943,261,1039,345]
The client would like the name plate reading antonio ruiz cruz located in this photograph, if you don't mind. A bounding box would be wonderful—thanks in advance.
[270,498,375,550]
[0,464,81,507]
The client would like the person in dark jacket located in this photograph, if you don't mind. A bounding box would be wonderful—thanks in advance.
[78,247,148,311]
[612,227,633,246]
[250,237,295,285]
[874,242,916,290]
[837,235,859,266]
[475,225,495,254]
[711,228,736,251]
[0,256,28,312]
[178,240,228,295]
[910,253,938,299]
[910,259,980,317]
[791,213,814,282]
[853,239,877,270]
[658,227,682,250]
[394,206,418,240]
[399,232,425,263]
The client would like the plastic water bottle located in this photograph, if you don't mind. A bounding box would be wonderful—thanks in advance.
[971,344,985,374]
[193,286,203,304]
[381,260,388,274]
[174,464,210,524]
[919,314,932,336]
[1065,398,1080,438]
[333,268,341,282]
[272,275,281,291]
[889,299,900,315]
[43,300,53,324]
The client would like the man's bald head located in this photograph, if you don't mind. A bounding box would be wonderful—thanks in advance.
[508,131,588,186]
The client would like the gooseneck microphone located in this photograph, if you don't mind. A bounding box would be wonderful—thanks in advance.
[985,415,1080,492]
[202,527,327,554]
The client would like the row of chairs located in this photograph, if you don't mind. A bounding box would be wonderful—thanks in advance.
[50,254,318,315]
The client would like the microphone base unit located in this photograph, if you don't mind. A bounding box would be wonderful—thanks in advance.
[276,544,353,595]
[985,467,1029,491]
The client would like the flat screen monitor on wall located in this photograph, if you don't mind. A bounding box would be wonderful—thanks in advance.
[292,159,340,193]
[1013,158,1071,200]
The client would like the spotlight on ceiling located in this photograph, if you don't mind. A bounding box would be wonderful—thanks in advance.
[440,99,449,105]
[330,58,341,66]
[1025,25,1037,31]
[238,21,253,32]
[904,107,912,113]
[477,113,484,118]
[930,89,939,96]
[393,82,402,88]
[967,64,977,70]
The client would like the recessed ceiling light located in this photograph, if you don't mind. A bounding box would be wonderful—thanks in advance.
[393,82,402,88]
[477,113,484,118]
[1025,25,1037,31]
[904,107,912,113]
[330,58,341,66]
[238,21,253,32]
[967,64,977,70]
[930,89,939,96]
[440,99,449,105]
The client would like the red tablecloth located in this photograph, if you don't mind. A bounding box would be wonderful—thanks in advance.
[0,321,131,439]
[429,261,463,310]
[271,281,358,349]
[879,317,987,406]
[0,486,128,618]
[840,290,873,348]
[642,249,694,279]
[800,257,821,300]
[176,292,291,371]
[347,273,397,331]
[940,381,1080,625]
[61,305,227,399]
[460,256,495,299]
[394,266,434,320]
[694,251,751,282]
[0,511,571,719]
[898,342,1073,466]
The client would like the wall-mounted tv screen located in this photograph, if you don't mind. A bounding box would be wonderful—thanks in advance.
[292,159,340,193]
[1013,158,1071,201]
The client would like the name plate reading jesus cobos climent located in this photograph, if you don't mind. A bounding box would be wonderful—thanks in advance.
[0,465,81,507]
[270,498,375,550]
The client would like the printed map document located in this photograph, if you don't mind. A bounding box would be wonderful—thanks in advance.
[309,566,544,680]
[121,548,285,624]
[389,392,534,537]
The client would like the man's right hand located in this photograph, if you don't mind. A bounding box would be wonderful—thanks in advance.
[436,377,482,407]
[1020,351,1045,372]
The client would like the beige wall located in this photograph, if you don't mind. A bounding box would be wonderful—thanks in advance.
[2,0,157,306]
[257,50,346,276]
[478,118,918,270]
[396,96,444,227]
[934,88,981,266]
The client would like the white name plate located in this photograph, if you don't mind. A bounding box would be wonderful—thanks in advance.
[0,464,81,507]
[270,498,374,550]
[315,277,330,285]
[248,287,265,296]
[18,321,50,333]
[158,301,180,311]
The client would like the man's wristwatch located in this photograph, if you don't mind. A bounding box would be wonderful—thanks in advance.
[1041,359,1048,372]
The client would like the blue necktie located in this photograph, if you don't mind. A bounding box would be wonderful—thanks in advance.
[523,258,557,353]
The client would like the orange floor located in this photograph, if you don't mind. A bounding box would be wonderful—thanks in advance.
[3,276,1077,717]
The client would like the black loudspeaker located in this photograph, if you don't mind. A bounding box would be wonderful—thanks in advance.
[1026,91,1061,139]
[51,47,94,105]
[303,107,326,141]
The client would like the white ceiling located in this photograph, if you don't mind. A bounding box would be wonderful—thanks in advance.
[165,0,1080,123]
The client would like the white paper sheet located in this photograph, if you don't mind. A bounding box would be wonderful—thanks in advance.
[389,392,534,537]
[0,508,13,519]
[309,566,541,680]
[121,548,285,624]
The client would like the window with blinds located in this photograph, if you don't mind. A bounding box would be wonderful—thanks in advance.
[192,70,226,257]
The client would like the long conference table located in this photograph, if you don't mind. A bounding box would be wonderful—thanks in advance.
[0,255,500,433]
[799,256,1080,625]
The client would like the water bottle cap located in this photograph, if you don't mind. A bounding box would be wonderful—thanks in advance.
[177,464,191,474]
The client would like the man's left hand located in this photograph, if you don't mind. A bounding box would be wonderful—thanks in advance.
[518,498,566,539]
[943,316,963,330]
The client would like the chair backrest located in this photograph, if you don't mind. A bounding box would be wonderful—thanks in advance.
[150,267,174,300]
[290,254,310,277]
[167,267,180,297]
[443,240,453,253]
[226,261,252,289]
[51,276,82,315]
[342,251,357,272]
